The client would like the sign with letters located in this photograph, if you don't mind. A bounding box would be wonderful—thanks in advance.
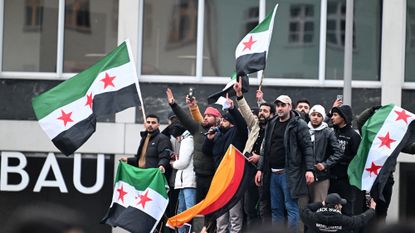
[0,151,114,233]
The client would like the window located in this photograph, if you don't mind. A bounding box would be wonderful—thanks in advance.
[405,4,415,81]
[24,0,44,31]
[3,0,58,72]
[63,0,118,73]
[288,4,314,45]
[142,0,197,75]
[326,0,380,81]
[65,0,91,32]
[167,0,197,49]
[326,0,355,48]
[202,0,259,76]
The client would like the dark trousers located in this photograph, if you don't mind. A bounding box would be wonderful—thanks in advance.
[196,174,216,233]
[329,178,365,216]
[244,178,260,230]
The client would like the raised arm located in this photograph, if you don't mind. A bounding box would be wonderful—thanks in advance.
[166,88,200,135]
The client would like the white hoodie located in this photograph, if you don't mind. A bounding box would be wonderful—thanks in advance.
[172,131,196,189]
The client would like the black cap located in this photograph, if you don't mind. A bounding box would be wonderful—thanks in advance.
[222,112,235,124]
[325,193,347,205]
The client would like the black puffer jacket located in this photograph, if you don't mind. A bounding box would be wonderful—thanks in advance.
[258,111,314,198]
[169,102,215,176]
[127,129,172,169]
[301,202,375,233]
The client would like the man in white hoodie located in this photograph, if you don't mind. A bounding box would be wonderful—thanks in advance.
[308,105,343,202]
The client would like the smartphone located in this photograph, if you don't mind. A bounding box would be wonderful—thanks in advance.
[336,94,343,101]
[188,88,194,101]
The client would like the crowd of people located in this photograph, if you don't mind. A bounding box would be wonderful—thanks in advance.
[121,79,398,233]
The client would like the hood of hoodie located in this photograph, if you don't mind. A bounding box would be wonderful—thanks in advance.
[332,105,353,125]
[308,121,328,132]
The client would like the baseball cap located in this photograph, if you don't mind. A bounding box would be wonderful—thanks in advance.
[325,193,347,205]
[274,95,292,105]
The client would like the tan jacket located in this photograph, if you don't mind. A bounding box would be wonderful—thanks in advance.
[237,96,261,155]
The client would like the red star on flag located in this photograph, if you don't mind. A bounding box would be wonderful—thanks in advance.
[395,109,411,124]
[116,185,128,203]
[378,132,396,149]
[85,93,93,109]
[101,72,116,89]
[57,110,74,126]
[242,36,256,52]
[136,190,152,208]
[365,162,382,177]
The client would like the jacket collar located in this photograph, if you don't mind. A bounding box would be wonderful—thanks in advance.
[140,128,160,138]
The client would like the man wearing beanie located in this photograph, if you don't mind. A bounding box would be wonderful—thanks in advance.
[308,105,343,203]
[301,193,376,233]
[202,97,248,233]
[329,105,364,218]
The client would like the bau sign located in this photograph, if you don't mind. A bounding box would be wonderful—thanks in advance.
[1,151,106,194]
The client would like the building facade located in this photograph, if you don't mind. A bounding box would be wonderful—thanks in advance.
[0,0,415,232]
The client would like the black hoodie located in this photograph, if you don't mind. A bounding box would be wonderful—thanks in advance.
[330,105,361,179]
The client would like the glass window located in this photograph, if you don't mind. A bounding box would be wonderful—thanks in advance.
[3,0,58,72]
[63,0,118,73]
[288,4,314,45]
[326,0,381,81]
[142,0,197,75]
[405,3,415,82]
[265,0,320,79]
[203,0,258,76]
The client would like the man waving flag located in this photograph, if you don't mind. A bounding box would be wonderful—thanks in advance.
[348,104,415,199]
[32,41,142,156]
[235,4,278,76]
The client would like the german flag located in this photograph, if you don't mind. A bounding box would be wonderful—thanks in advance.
[166,145,255,228]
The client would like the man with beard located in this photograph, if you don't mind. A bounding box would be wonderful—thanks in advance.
[233,79,275,228]
[121,114,171,173]
[202,96,248,233]
[255,95,314,232]
[166,88,221,232]
[296,99,311,123]
[307,105,342,202]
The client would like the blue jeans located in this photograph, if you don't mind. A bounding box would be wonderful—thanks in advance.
[178,188,197,233]
[270,172,299,233]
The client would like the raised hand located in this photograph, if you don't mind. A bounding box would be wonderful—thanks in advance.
[233,77,243,97]
[166,88,175,105]
[186,95,197,108]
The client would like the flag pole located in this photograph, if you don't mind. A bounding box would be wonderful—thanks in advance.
[125,39,146,119]
[258,72,264,91]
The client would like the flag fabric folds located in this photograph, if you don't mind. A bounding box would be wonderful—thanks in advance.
[348,104,415,198]
[235,4,278,76]
[166,145,255,228]
[207,72,249,104]
[102,162,169,233]
[32,41,141,155]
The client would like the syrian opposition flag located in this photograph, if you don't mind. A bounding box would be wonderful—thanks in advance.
[32,41,141,156]
[167,145,255,228]
[207,72,249,104]
[235,4,278,76]
[102,162,169,233]
[348,104,415,199]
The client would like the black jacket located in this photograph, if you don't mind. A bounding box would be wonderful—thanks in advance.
[203,107,248,169]
[258,111,314,198]
[169,102,215,176]
[127,129,171,169]
[301,202,375,233]
[330,105,361,180]
[310,124,343,181]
